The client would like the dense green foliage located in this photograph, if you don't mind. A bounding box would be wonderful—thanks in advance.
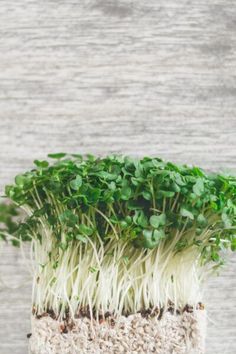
[4,154,236,266]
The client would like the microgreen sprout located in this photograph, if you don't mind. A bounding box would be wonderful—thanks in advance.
[2,154,236,319]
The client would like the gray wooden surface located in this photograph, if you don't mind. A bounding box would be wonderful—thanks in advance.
[0,1,236,353]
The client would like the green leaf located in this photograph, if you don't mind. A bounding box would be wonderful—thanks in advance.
[142,190,152,200]
[86,154,96,162]
[12,239,20,247]
[70,175,82,190]
[71,154,83,160]
[180,207,194,220]
[141,229,165,249]
[171,182,181,193]
[48,153,67,159]
[108,181,116,190]
[34,160,49,169]
[59,210,78,227]
[97,171,117,181]
[149,214,166,228]
[231,236,236,251]
[137,211,148,227]
[110,215,119,224]
[150,215,160,228]
[125,215,132,225]
[78,223,94,236]
[211,251,220,262]
[134,228,165,249]
[159,190,175,198]
[196,228,202,236]
[173,173,186,186]
[132,210,139,225]
[119,220,127,229]
[15,175,29,188]
[120,186,132,200]
[127,200,143,210]
[75,234,88,243]
[86,187,101,203]
[142,229,155,249]
[193,178,204,196]
[153,229,165,242]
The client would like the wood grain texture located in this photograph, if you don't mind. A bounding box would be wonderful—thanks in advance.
[0,1,236,353]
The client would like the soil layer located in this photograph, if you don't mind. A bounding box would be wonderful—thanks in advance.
[29,306,206,354]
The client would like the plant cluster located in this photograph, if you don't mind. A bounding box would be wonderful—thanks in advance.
[1,153,236,318]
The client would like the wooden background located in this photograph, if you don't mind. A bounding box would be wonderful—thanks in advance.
[0,1,236,353]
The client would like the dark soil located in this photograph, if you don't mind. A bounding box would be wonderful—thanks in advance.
[32,302,204,324]
[28,302,205,337]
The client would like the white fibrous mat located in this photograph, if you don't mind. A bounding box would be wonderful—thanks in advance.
[29,310,206,354]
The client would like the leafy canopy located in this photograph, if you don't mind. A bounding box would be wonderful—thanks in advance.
[3,153,236,265]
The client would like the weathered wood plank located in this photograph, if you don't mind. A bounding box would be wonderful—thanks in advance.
[0,1,236,353]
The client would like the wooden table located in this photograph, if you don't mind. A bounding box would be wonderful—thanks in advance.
[0,1,236,353]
